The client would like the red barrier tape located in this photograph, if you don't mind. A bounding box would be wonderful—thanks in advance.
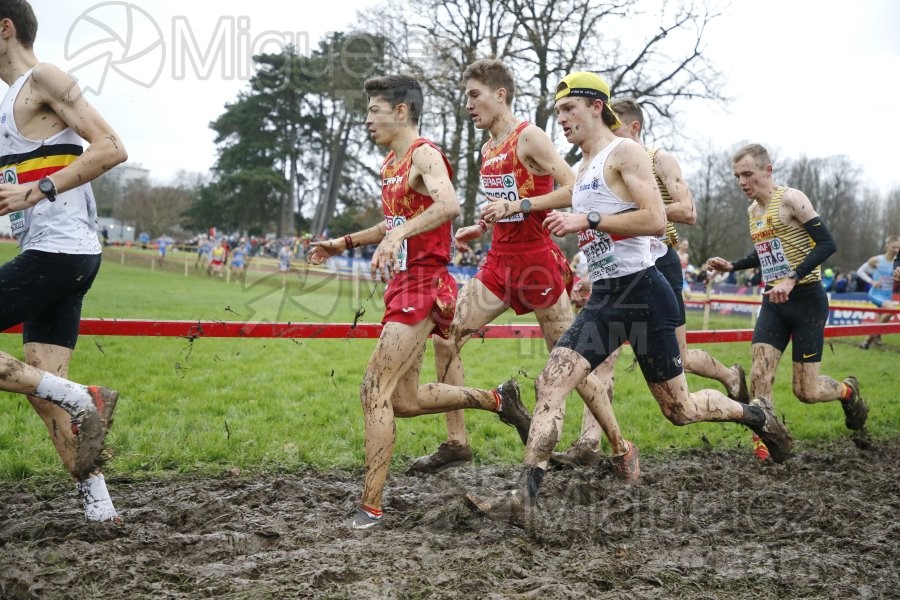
[4,319,900,341]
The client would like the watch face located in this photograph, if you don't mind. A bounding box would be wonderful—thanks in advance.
[520,199,532,212]
[39,179,52,193]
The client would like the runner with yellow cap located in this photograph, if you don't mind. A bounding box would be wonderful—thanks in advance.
[466,71,791,528]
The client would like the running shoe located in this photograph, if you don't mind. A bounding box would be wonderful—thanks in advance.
[465,490,530,528]
[728,364,750,404]
[610,440,640,481]
[71,387,118,479]
[495,380,531,445]
[549,440,602,468]
[349,505,383,530]
[408,441,473,473]
[747,397,792,463]
[841,376,868,431]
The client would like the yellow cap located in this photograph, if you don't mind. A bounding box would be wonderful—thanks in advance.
[555,71,621,130]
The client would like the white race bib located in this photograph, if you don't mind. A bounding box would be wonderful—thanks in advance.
[3,166,26,236]
[579,229,618,281]
[386,215,408,271]
[754,237,792,282]
[482,173,523,223]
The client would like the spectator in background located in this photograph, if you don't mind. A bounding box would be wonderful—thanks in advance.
[832,271,849,293]
[856,235,900,349]
[230,238,248,283]
[208,241,225,277]
[278,242,292,287]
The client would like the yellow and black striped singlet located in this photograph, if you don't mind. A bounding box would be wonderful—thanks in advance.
[647,148,679,248]
[748,187,820,285]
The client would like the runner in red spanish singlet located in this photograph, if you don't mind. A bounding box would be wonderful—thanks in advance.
[410,59,633,478]
[308,74,531,530]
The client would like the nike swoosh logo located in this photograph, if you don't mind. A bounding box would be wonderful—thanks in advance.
[401,306,415,313]
[540,288,552,296]
[802,353,818,359]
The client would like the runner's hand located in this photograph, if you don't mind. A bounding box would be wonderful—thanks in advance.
[308,239,342,265]
[0,183,41,216]
[706,257,732,273]
[480,195,515,223]
[371,232,402,282]
[762,278,795,304]
[454,225,483,253]
[543,211,587,236]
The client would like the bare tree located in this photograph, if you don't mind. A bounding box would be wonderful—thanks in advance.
[120,181,192,238]
[359,0,727,225]
[686,148,750,266]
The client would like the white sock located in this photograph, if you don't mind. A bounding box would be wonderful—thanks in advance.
[34,373,92,416]
[77,474,119,522]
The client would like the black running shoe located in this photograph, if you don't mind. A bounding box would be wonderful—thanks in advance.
[495,380,531,445]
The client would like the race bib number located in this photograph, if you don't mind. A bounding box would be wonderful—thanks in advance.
[3,166,25,236]
[386,215,408,271]
[482,173,523,223]
[754,237,791,282]
[578,229,617,281]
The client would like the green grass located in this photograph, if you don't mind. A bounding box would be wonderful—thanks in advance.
[0,242,896,480]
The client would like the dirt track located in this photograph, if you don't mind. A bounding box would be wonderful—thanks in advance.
[2,439,898,599]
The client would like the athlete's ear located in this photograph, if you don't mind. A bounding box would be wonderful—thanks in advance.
[394,102,409,124]
[0,18,13,41]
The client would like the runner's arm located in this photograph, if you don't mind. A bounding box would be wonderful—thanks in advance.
[855,257,877,285]
[391,144,460,240]
[33,63,128,195]
[655,150,696,225]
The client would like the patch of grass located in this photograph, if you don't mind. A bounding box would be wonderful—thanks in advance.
[0,242,895,481]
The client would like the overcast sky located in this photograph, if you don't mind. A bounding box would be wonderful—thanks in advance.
[23,0,900,196]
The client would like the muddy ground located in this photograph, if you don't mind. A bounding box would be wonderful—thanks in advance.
[1,439,897,600]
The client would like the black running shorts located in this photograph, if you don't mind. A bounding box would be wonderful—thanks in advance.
[556,266,683,383]
[752,281,828,363]
[654,245,686,326]
[0,250,102,349]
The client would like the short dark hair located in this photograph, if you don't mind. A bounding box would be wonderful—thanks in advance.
[0,0,37,49]
[463,59,516,105]
[364,74,424,125]
[733,143,772,168]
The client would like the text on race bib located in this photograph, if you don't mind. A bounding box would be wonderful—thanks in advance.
[386,215,408,271]
[482,173,524,223]
[754,237,792,282]
[578,229,618,281]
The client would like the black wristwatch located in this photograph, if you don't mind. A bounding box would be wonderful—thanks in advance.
[519,198,532,214]
[786,270,800,282]
[38,177,57,202]
[586,211,602,231]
